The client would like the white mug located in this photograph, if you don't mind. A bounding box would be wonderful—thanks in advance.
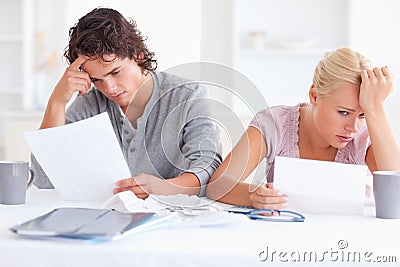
[0,161,34,205]
[373,171,400,219]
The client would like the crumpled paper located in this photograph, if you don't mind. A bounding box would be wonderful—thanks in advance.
[102,191,248,227]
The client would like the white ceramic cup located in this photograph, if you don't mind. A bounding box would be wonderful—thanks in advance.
[373,171,400,219]
[0,161,34,205]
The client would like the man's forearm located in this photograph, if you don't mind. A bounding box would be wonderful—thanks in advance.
[40,100,66,129]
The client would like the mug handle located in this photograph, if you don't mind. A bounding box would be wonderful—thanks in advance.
[27,167,35,188]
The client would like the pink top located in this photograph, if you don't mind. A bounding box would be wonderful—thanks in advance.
[249,103,371,183]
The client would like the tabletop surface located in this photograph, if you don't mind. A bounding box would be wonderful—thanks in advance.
[1,187,399,267]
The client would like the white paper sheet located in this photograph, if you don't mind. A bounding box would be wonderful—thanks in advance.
[24,113,131,201]
[273,156,369,215]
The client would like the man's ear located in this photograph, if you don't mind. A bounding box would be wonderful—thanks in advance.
[134,52,144,63]
[309,84,318,105]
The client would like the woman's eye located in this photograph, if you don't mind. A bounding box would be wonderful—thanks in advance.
[359,113,365,118]
[338,111,349,116]
[112,70,120,75]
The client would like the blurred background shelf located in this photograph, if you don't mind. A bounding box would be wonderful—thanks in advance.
[0,35,24,41]
[232,0,350,107]
[238,48,328,57]
[2,111,43,162]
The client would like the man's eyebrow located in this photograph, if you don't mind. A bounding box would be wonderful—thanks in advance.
[90,67,121,80]
[337,106,357,112]
[104,67,121,76]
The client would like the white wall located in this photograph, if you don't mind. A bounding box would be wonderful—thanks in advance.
[33,0,68,109]
[348,0,400,139]
[200,0,233,66]
[32,0,202,106]
[65,0,201,70]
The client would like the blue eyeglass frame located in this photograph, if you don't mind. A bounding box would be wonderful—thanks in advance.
[248,209,305,222]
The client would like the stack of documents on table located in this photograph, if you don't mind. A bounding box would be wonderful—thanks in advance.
[273,156,369,215]
[10,192,245,241]
[10,207,173,241]
[103,191,248,227]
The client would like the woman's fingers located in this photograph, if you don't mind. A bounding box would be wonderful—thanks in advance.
[381,66,390,76]
[373,67,384,78]
[249,184,288,209]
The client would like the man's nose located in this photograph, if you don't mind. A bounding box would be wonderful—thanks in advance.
[104,78,116,93]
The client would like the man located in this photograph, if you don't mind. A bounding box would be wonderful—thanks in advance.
[33,8,221,198]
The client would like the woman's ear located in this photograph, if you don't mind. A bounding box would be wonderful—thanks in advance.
[309,84,318,106]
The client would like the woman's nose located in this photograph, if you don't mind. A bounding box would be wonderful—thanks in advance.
[345,118,359,133]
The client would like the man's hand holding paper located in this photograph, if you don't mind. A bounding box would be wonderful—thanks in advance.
[24,113,132,201]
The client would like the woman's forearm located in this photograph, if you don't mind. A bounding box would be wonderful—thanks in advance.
[366,107,400,171]
[207,175,253,206]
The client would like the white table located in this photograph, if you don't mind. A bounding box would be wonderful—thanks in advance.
[1,188,399,267]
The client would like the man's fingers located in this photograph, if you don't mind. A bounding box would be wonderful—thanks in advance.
[113,185,145,194]
[116,177,138,187]
[70,55,88,70]
[135,193,150,200]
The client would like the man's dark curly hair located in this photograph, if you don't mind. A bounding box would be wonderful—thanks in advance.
[64,8,157,71]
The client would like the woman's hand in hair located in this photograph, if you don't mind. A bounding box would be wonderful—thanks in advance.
[359,66,393,112]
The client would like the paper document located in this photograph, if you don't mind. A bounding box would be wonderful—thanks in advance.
[102,191,248,227]
[273,156,369,214]
[24,113,131,201]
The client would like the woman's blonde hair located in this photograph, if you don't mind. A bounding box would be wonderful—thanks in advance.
[312,47,372,96]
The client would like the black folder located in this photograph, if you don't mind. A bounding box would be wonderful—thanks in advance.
[10,207,172,241]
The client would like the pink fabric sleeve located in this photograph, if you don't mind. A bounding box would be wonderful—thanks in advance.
[249,105,299,182]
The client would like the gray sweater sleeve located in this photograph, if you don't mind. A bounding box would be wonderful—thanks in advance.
[32,153,54,189]
[178,85,222,194]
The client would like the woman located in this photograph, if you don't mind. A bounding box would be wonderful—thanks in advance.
[206,46,400,209]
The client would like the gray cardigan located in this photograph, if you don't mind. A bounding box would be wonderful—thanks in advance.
[33,71,222,196]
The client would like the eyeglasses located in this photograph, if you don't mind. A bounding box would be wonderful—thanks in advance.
[248,209,305,222]
[227,207,305,222]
